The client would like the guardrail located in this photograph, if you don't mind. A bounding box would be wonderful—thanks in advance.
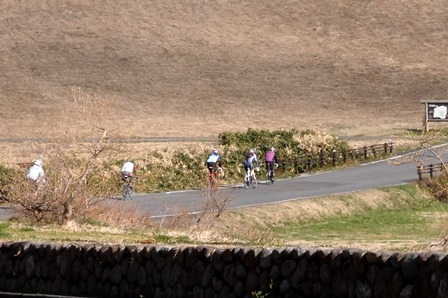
[280,142,394,174]
[417,163,447,180]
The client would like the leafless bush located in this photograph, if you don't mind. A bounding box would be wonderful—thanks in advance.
[8,89,122,225]
[157,208,193,230]
[411,130,448,202]
[85,199,155,229]
[195,178,233,226]
[420,175,448,202]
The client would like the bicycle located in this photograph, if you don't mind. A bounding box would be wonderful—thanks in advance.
[266,162,278,184]
[207,167,223,190]
[122,176,135,200]
[244,167,258,189]
[266,163,274,185]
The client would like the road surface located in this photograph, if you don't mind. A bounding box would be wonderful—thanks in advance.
[124,144,448,218]
[2,144,446,220]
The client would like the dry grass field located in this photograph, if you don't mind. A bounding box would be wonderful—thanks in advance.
[1,0,448,164]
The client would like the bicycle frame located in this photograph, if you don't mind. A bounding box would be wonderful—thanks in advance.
[207,167,222,190]
[244,167,257,188]
[122,176,134,200]
[266,163,274,184]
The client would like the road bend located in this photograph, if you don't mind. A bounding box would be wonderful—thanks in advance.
[126,144,448,218]
[2,144,447,220]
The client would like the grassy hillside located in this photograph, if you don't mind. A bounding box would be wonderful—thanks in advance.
[1,0,447,141]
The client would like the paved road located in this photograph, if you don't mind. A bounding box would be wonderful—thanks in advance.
[125,144,448,218]
[2,144,446,220]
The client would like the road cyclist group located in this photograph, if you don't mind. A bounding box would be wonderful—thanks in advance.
[25,158,139,201]
[206,147,278,189]
[25,147,278,201]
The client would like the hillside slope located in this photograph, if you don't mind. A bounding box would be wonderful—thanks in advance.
[1,0,447,139]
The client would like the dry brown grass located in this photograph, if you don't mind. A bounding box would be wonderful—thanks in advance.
[2,0,448,165]
[2,1,448,250]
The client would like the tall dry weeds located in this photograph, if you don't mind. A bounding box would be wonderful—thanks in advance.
[7,89,122,225]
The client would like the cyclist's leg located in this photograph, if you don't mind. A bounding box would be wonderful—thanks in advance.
[122,178,128,200]
[251,165,258,188]
[269,161,275,181]
[265,162,270,183]
[244,166,250,188]
[207,162,215,174]
[207,162,215,184]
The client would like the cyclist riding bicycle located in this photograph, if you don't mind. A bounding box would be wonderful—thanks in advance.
[265,147,279,183]
[121,160,137,189]
[243,148,260,177]
[206,149,222,175]
[26,159,46,189]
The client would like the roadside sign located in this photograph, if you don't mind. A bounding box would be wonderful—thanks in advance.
[421,100,448,131]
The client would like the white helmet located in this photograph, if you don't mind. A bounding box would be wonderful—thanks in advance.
[249,148,255,153]
[212,149,218,154]
[34,159,42,166]
[271,147,275,152]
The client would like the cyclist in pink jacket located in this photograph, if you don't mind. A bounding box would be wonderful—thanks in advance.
[265,147,278,181]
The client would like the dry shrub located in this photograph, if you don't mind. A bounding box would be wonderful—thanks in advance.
[156,206,193,230]
[420,174,448,202]
[193,214,278,247]
[85,199,155,229]
[8,89,122,225]
[196,183,233,224]
[293,128,344,154]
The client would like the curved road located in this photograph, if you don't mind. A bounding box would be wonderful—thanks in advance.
[127,144,448,218]
[1,145,445,220]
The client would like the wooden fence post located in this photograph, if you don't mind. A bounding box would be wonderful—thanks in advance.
[319,151,324,169]
[371,146,376,158]
[307,155,312,172]
[363,146,368,160]
[296,159,300,174]
[417,165,423,181]
[430,164,434,178]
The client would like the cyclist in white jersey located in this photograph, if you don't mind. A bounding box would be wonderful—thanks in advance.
[243,148,260,174]
[121,160,137,183]
[26,159,45,188]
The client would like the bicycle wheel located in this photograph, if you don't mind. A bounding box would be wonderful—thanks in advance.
[122,181,133,200]
[244,169,250,188]
[122,185,129,200]
[250,173,257,188]
[266,169,271,185]
[208,172,219,190]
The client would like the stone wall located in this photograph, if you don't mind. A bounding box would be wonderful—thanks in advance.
[0,242,447,297]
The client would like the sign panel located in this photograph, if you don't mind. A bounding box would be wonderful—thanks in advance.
[422,100,448,122]
[421,100,448,131]
[427,102,448,121]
